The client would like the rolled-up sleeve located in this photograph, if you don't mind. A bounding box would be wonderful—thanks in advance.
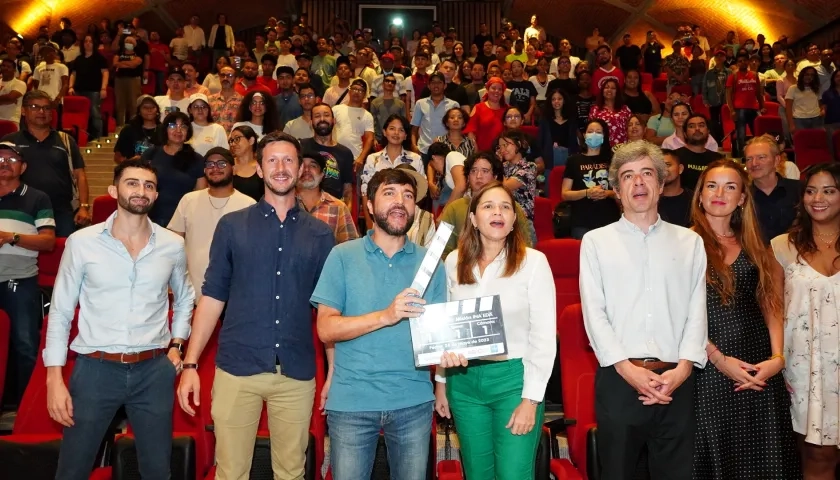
[678,237,709,368]
[201,216,233,302]
[43,236,83,367]
[579,234,627,367]
[522,252,557,402]
[169,239,195,340]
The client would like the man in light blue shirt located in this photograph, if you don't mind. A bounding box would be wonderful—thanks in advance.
[43,159,195,480]
[410,72,459,156]
[312,168,446,480]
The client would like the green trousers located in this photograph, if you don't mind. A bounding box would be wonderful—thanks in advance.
[447,359,545,480]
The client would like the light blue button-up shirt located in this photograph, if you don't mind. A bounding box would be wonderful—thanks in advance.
[43,212,195,367]
[410,96,460,154]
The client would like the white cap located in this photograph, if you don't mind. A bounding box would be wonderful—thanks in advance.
[188,93,209,107]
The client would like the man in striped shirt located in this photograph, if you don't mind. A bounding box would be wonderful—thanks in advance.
[0,141,56,405]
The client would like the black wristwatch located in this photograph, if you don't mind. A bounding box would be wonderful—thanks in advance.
[168,341,184,357]
[9,233,19,246]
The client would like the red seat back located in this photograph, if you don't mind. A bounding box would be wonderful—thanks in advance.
[793,128,832,174]
[535,239,582,321]
[833,129,840,162]
[101,87,116,135]
[548,166,565,204]
[141,75,156,96]
[0,119,18,137]
[557,304,598,480]
[521,125,539,138]
[62,96,91,146]
[92,195,118,224]
[640,73,653,93]
[0,310,9,402]
[764,101,780,117]
[754,115,783,138]
[37,237,66,288]
[533,197,554,242]
[652,78,667,93]
[689,95,709,119]
[720,104,736,151]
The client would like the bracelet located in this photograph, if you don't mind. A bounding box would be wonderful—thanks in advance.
[707,347,719,359]
[769,353,785,362]
[434,374,446,384]
[182,363,198,370]
[585,189,589,199]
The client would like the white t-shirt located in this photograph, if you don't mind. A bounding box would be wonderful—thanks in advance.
[274,54,299,74]
[189,123,229,156]
[323,85,350,107]
[785,87,821,119]
[283,116,314,139]
[549,55,581,79]
[61,45,80,64]
[154,95,192,122]
[231,121,264,139]
[13,60,31,80]
[33,62,69,101]
[169,38,189,61]
[0,78,26,123]
[332,104,374,158]
[167,189,256,303]
[444,151,466,189]
[529,74,556,101]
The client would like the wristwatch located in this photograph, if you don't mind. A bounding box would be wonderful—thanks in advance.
[528,399,541,406]
[80,203,90,209]
[168,341,184,357]
[9,233,19,246]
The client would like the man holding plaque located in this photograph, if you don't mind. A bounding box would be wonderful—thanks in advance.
[311,168,446,480]
[579,141,707,480]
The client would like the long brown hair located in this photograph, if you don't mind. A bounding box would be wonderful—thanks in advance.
[456,182,527,285]
[788,163,840,264]
[689,159,782,313]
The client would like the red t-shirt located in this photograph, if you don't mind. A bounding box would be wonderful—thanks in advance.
[726,71,760,110]
[147,43,170,72]
[257,76,279,96]
[591,66,625,96]
[234,80,273,97]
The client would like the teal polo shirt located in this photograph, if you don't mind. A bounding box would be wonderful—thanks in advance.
[311,230,446,412]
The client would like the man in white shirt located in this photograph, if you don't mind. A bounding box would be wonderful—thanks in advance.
[332,78,374,169]
[523,15,546,46]
[169,28,190,62]
[32,43,69,129]
[0,58,26,124]
[5,39,31,82]
[168,148,255,303]
[550,39,581,79]
[184,16,206,61]
[579,141,707,480]
[154,67,191,121]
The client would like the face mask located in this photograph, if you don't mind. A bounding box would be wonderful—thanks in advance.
[125,44,135,52]
[745,44,754,51]
[584,132,604,149]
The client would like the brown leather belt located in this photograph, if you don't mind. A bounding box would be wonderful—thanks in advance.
[83,348,167,364]
[629,358,677,371]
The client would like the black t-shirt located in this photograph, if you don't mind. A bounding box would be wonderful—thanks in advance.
[676,147,723,190]
[71,53,108,92]
[659,189,693,228]
[419,82,469,107]
[751,176,802,244]
[300,138,354,200]
[140,146,205,226]
[506,80,537,114]
[114,124,158,159]
[643,42,662,68]
[575,95,595,133]
[547,78,579,97]
[616,45,642,71]
[563,153,621,229]
[115,41,148,78]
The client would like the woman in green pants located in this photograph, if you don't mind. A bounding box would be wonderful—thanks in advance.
[436,181,557,479]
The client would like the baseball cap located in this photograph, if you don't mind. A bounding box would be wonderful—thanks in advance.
[428,72,446,83]
[204,147,235,165]
[276,65,295,77]
[296,52,312,61]
[380,53,395,62]
[301,150,327,171]
[167,66,186,79]
[363,27,373,34]
[0,141,23,160]
[136,94,157,109]
[188,93,209,107]
[350,78,368,91]
[714,49,726,57]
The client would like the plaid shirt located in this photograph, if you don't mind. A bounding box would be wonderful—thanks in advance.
[298,191,359,244]
[208,90,243,134]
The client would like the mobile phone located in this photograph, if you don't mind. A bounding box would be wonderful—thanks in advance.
[123,29,131,35]
[233,56,242,69]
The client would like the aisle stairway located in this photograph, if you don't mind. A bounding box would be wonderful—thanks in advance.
[80,133,119,200]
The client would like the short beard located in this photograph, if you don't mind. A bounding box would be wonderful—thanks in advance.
[314,122,333,137]
[685,134,708,147]
[373,205,414,236]
[299,173,323,190]
[207,174,233,188]
[118,194,153,215]
[263,174,297,197]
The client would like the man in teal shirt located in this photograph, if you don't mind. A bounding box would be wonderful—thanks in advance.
[312,168,445,480]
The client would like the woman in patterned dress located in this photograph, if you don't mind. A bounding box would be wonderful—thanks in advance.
[690,159,800,479]
[588,78,632,147]
[772,163,840,479]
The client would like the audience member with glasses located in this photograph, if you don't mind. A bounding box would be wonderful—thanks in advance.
[140,111,206,225]
[187,93,228,156]
[114,95,162,164]
[228,125,263,202]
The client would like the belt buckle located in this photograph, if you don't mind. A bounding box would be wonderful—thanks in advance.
[641,358,658,366]
[119,352,136,364]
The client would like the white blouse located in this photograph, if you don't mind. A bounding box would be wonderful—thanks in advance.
[444,248,557,401]
[189,122,228,156]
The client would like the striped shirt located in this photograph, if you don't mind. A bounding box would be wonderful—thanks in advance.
[0,183,55,281]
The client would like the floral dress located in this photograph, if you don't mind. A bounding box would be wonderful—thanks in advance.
[773,234,840,446]
[588,104,632,147]
[503,158,536,220]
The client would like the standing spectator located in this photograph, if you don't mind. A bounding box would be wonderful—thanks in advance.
[692,25,711,59]
[529,57,555,111]
[0,141,55,405]
[300,103,355,204]
[208,14,234,65]
[45,159,194,480]
[550,39,581,79]
[283,83,317,140]
[59,29,81,65]
[584,28,605,66]
[333,79,375,171]
[822,70,840,141]
[616,34,642,72]
[726,52,765,157]
[506,61,537,124]
[232,91,279,139]
[322,55,354,107]
[662,105,719,151]
[785,66,824,133]
[776,58,797,143]
[31,43,69,129]
[147,31,171,95]
[113,95,160,163]
[591,45,625,96]
[589,79,632,147]
[539,88,579,170]
[425,142,466,207]
[524,15,546,45]
[112,35,146,126]
[184,16,205,61]
[187,93,227,156]
[463,77,504,152]
[252,33,267,64]
[234,58,273,97]
[547,55,579,96]
[5,39,31,83]
[702,50,730,143]
[657,149,692,227]
[207,65,241,134]
[3,90,90,236]
[169,28,189,63]
[642,31,665,78]
[433,107,475,158]
[411,72,460,156]
[154,67,191,121]
[312,37,338,86]
[276,37,299,71]
[370,73,407,146]
[180,61,210,97]
[296,150,359,244]
[497,129,537,225]
[574,72,596,132]
[0,58,27,125]
[69,34,109,141]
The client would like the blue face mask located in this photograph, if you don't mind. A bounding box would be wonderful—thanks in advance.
[584,132,604,149]
[124,43,135,52]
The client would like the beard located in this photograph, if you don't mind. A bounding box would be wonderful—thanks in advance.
[118,193,154,215]
[263,169,297,196]
[373,204,415,236]
[299,172,324,190]
[314,121,333,137]
[685,133,709,146]
[207,173,234,188]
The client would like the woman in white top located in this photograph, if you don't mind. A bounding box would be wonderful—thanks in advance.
[427,141,467,207]
[772,163,840,479]
[202,56,230,95]
[785,66,824,133]
[187,93,227,156]
[436,181,556,480]
[231,91,279,140]
[528,57,555,107]
[661,102,720,151]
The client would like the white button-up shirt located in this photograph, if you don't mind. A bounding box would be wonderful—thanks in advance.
[183,25,206,51]
[445,248,557,401]
[579,216,708,368]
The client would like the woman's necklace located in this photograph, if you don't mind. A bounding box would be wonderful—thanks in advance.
[208,194,231,210]
[815,230,840,248]
[715,230,735,238]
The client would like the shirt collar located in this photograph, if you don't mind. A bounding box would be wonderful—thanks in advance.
[100,210,158,240]
[257,197,302,220]
[363,229,416,254]
[618,214,663,235]
[0,183,26,198]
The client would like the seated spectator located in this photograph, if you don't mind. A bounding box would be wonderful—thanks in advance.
[561,118,620,239]
[645,92,682,145]
[674,114,724,190]
[785,66,823,133]
[496,130,537,240]
[202,56,230,95]
[274,66,302,128]
[589,78,632,147]
[296,150,358,244]
[187,93,227,156]
[114,95,161,163]
[433,107,475,159]
[283,82,317,139]
[612,114,645,151]
[322,55,354,107]
[426,141,466,207]
[256,54,280,96]
[234,58,273,97]
[506,60,537,124]
[502,106,544,173]
[744,134,801,244]
[662,103,719,151]
[208,66,242,134]
[333,79,375,169]
[658,148,692,227]
[231,91,279,139]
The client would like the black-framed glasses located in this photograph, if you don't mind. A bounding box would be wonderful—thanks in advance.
[228,136,244,145]
[191,104,209,111]
[204,160,230,169]
[167,123,188,131]
[26,104,53,112]
[0,156,21,164]
[383,79,397,84]
[300,93,316,99]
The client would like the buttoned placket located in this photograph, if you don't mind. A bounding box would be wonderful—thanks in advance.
[106,230,156,317]
[638,225,657,355]
[264,206,298,354]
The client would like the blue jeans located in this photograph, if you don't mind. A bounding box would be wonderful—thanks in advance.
[56,354,176,480]
[76,91,102,140]
[734,108,759,157]
[794,116,825,130]
[0,276,41,404]
[328,400,433,480]
[54,209,77,238]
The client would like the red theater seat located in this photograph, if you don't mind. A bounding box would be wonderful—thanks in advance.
[38,237,66,289]
[754,115,783,138]
[764,101,780,117]
[548,166,565,204]
[92,195,118,224]
[0,310,9,403]
[793,128,832,174]
[640,73,653,92]
[534,197,555,242]
[0,119,19,137]
[536,239,582,317]
[100,87,116,135]
[62,96,91,146]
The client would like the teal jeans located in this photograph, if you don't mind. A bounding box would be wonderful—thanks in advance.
[447,359,544,480]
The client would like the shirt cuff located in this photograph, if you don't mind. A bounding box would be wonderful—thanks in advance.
[521,379,547,403]
[42,347,68,368]
[593,349,629,368]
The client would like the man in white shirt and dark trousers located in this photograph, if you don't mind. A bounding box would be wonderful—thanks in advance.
[43,159,195,480]
[579,141,707,480]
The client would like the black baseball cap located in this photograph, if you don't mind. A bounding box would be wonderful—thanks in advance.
[301,150,327,171]
[204,147,235,165]
[296,52,312,61]
[167,66,186,79]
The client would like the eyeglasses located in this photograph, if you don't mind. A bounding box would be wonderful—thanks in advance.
[220,73,235,78]
[228,136,244,145]
[300,93,316,99]
[383,79,397,84]
[191,104,209,111]
[350,87,366,93]
[0,156,21,164]
[204,160,230,169]
[26,104,53,112]
[167,123,188,131]
[251,101,266,106]
[505,114,522,120]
